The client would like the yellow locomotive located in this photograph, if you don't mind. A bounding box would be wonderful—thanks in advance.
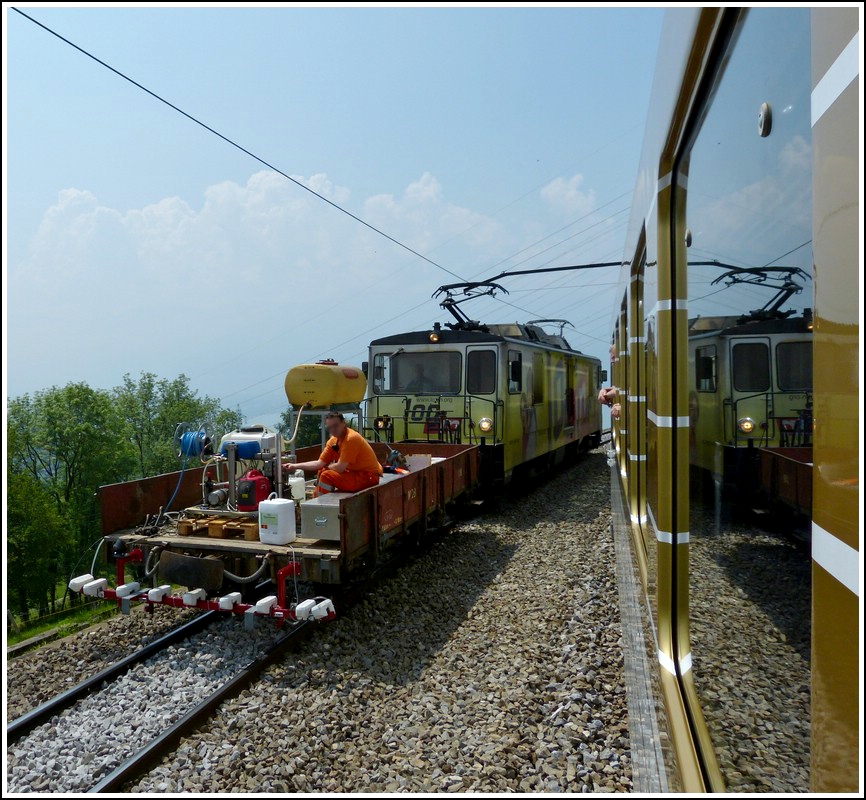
[364,295,604,490]
[686,268,814,512]
[609,6,859,793]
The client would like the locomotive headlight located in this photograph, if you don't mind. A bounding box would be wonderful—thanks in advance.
[374,416,390,430]
[478,417,494,433]
[737,417,756,434]
[429,331,440,343]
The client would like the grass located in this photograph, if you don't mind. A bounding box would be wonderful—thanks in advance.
[6,601,120,648]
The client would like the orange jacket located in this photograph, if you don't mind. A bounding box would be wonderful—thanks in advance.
[319,428,383,476]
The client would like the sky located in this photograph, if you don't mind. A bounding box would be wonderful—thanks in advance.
[4,2,666,430]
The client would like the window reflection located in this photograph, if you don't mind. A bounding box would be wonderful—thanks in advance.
[683,7,812,792]
[732,343,770,392]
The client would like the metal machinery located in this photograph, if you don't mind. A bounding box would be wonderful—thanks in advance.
[609,7,859,793]
[69,368,480,628]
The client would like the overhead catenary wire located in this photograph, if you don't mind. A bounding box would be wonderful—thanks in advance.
[13,6,638,418]
[11,6,467,285]
[199,193,632,392]
[219,209,629,406]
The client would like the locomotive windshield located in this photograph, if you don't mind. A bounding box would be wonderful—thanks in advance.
[732,343,770,392]
[776,341,812,391]
[372,351,462,394]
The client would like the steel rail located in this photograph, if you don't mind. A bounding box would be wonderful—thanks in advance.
[90,520,459,792]
[7,610,219,742]
[89,619,314,793]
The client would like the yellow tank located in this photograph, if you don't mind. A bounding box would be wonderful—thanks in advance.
[284,361,367,409]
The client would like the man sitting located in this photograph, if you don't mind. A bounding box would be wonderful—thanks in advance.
[291,412,383,496]
[405,363,436,393]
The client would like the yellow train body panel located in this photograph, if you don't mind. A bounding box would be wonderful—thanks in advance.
[610,7,860,794]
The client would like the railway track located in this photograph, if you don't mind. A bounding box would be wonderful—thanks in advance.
[6,613,313,793]
[9,454,607,793]
[7,513,465,794]
[7,611,219,743]
[89,620,314,793]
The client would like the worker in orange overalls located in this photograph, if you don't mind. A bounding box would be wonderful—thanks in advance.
[290,412,382,496]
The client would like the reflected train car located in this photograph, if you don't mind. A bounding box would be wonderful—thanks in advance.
[688,302,814,510]
[609,7,859,793]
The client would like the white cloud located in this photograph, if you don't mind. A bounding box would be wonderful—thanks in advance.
[8,166,625,413]
[687,135,812,268]
[364,172,503,257]
[779,135,810,175]
[6,170,514,400]
[404,172,443,204]
[540,173,597,218]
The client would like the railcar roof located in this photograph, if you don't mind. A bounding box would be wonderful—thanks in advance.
[687,314,812,337]
[371,323,592,357]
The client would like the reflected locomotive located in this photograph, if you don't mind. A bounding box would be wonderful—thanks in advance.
[608,6,859,794]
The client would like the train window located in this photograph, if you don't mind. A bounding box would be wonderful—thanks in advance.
[371,353,388,393]
[776,341,812,391]
[508,350,522,393]
[532,352,545,404]
[680,7,813,791]
[467,350,496,395]
[373,351,462,394]
[696,346,717,392]
[732,343,770,392]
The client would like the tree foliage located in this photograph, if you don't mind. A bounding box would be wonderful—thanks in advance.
[7,383,135,551]
[277,407,326,450]
[113,372,243,476]
[6,425,74,616]
[6,374,244,621]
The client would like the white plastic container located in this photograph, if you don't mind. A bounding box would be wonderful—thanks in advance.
[289,472,306,501]
[259,492,296,544]
[406,454,432,471]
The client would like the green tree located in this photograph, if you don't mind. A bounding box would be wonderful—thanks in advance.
[277,407,326,449]
[7,383,135,546]
[6,376,244,620]
[6,425,75,616]
[114,372,160,478]
[113,372,243,476]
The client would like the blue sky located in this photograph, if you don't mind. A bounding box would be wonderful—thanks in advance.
[4,3,665,428]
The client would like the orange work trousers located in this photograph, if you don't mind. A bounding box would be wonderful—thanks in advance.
[315,469,380,496]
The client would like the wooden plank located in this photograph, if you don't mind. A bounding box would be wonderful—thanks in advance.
[223,521,245,539]
[116,532,340,558]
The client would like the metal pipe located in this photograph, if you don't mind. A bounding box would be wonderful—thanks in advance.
[226,443,237,509]
[275,432,283,499]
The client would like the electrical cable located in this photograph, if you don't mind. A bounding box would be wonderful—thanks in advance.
[13,7,642,416]
[11,7,466,284]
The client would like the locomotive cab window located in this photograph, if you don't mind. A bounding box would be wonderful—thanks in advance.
[508,350,522,393]
[696,346,717,392]
[372,351,462,395]
[732,343,769,393]
[532,352,545,404]
[467,350,496,395]
[776,341,812,391]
